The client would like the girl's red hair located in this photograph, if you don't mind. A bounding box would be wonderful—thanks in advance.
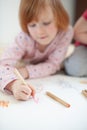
[19,0,69,34]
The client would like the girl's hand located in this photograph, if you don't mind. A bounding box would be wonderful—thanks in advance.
[6,80,35,101]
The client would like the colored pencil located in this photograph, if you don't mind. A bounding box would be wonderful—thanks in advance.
[46,91,70,108]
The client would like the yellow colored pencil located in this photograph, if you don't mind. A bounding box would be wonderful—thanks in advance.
[14,68,27,85]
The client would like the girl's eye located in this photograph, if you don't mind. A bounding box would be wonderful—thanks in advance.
[29,24,36,27]
[43,21,51,25]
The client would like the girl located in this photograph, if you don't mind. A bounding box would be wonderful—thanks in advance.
[64,9,87,76]
[0,0,73,100]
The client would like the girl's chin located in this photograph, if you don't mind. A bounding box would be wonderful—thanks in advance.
[38,42,50,46]
[37,40,50,45]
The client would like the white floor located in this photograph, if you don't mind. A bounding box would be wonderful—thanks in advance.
[0,73,87,130]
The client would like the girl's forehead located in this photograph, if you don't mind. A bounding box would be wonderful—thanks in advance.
[36,6,54,20]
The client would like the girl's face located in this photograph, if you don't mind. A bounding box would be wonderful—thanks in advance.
[27,6,58,46]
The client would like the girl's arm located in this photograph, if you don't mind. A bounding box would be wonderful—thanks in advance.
[74,10,87,44]
[0,32,33,92]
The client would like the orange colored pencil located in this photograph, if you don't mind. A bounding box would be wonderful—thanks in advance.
[46,91,70,108]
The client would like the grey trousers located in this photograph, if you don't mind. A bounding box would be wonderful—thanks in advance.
[64,46,87,77]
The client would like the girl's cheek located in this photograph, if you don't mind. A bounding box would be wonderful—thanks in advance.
[47,24,57,32]
[29,29,36,36]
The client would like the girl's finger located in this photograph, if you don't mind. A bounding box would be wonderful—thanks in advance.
[29,85,36,97]
[20,85,32,95]
[15,91,30,101]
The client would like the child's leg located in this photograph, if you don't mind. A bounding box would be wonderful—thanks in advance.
[64,46,87,77]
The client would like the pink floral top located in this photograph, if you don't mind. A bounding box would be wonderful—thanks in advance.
[0,25,73,92]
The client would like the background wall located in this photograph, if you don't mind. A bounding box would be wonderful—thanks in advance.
[61,0,76,24]
[0,0,75,46]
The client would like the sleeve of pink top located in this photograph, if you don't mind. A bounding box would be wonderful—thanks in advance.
[0,32,32,92]
[27,26,73,79]
[83,9,87,20]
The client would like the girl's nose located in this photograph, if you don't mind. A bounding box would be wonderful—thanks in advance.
[36,25,45,35]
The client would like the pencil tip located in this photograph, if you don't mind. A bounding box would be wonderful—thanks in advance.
[67,104,70,107]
